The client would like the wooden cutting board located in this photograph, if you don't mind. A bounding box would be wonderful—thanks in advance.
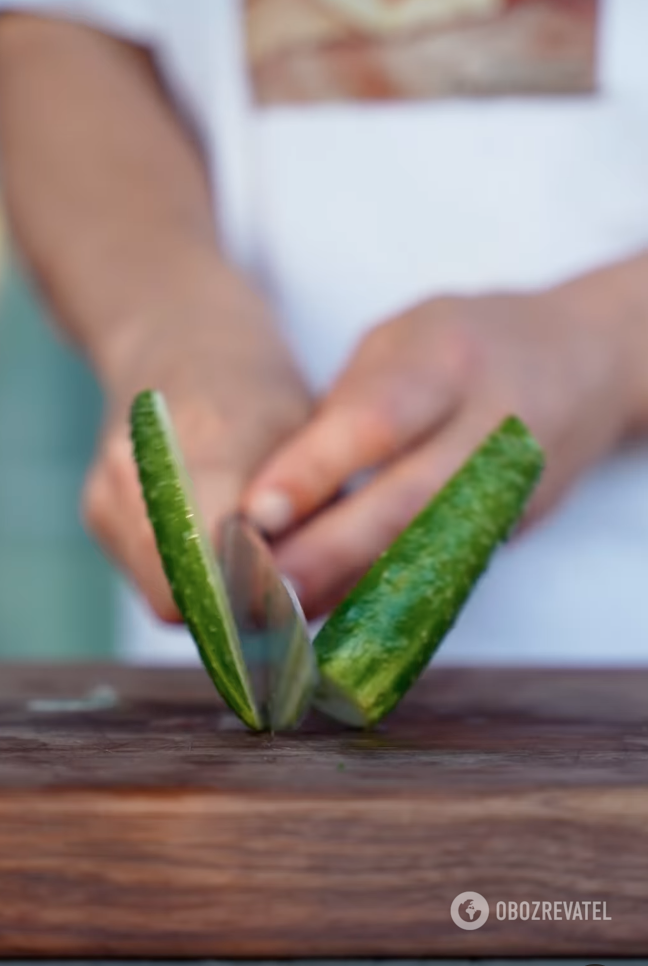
[0,662,646,957]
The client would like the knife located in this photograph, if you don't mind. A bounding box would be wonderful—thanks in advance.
[219,513,318,731]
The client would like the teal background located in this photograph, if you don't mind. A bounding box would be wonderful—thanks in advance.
[0,254,116,659]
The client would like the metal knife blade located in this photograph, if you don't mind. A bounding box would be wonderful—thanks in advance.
[218,513,317,731]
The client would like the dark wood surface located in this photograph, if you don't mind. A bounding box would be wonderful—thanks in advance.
[0,662,646,957]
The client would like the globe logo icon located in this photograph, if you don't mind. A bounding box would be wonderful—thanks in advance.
[450,891,490,930]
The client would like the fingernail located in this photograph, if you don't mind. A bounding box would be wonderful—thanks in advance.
[247,489,294,535]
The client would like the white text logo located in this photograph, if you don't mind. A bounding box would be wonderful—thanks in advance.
[450,891,490,930]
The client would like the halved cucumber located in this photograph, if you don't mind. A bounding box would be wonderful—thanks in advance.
[313,416,544,727]
[130,389,261,729]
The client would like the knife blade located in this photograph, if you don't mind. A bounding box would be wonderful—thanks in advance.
[218,513,317,731]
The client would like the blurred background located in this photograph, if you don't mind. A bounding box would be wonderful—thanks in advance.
[0,204,116,660]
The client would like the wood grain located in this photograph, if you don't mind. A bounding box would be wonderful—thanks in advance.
[0,663,646,956]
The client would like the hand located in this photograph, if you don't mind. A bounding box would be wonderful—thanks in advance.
[243,270,647,617]
[83,262,311,620]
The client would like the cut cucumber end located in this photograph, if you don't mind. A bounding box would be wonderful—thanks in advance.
[313,674,369,728]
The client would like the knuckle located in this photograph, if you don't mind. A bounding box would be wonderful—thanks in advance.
[82,433,137,533]
[311,404,399,481]
[356,318,399,363]
[266,394,312,443]
[149,593,180,624]
[134,531,181,624]
[435,317,485,386]
[353,403,401,455]
[81,466,111,536]
[101,432,139,491]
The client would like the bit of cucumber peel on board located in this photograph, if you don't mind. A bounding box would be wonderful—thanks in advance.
[130,389,544,731]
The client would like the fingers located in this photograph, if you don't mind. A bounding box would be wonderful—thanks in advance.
[272,406,509,618]
[243,317,472,534]
[244,404,402,534]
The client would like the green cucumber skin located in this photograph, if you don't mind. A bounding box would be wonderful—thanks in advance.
[313,416,544,727]
[130,390,260,730]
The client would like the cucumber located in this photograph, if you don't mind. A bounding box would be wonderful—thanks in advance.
[130,389,261,730]
[131,393,543,732]
[313,416,544,727]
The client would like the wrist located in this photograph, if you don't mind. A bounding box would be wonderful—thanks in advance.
[90,246,274,396]
[552,254,648,439]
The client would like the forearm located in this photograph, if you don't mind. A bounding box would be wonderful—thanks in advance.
[0,14,246,387]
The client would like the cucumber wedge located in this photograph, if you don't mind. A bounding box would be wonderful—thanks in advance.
[130,389,261,730]
[313,416,544,727]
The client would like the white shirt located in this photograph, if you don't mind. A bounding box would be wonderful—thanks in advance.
[3,0,648,665]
